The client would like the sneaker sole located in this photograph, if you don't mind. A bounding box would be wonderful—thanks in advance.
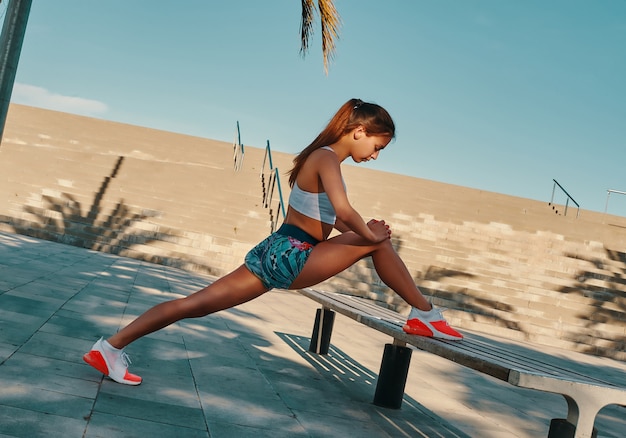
[402,324,433,337]
[403,322,463,341]
[428,321,463,341]
[430,331,463,341]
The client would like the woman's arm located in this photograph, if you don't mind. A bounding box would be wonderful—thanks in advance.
[317,153,388,242]
[333,217,351,233]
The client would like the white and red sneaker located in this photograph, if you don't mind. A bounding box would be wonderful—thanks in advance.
[83,337,142,385]
[403,306,463,340]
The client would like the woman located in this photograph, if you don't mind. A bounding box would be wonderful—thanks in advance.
[83,98,462,386]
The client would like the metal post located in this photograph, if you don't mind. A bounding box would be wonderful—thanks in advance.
[0,0,33,145]
[274,168,286,219]
[604,189,626,215]
[547,418,597,438]
[309,307,335,354]
[373,343,412,409]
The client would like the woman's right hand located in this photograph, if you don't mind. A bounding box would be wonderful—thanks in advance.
[367,219,392,242]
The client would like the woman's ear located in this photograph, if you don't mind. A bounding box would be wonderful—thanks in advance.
[353,125,367,139]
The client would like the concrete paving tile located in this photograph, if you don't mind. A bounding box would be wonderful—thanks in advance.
[9,280,80,301]
[369,404,472,438]
[71,285,133,303]
[19,332,94,364]
[0,306,49,326]
[207,420,309,437]
[183,340,261,368]
[596,407,626,438]
[38,275,96,293]
[0,342,17,362]
[191,362,286,400]
[0,279,14,293]
[98,373,202,408]
[0,266,46,285]
[93,392,206,430]
[0,361,100,399]
[0,384,94,419]
[62,294,133,319]
[0,405,88,438]
[84,411,209,438]
[196,388,299,430]
[0,320,46,345]
[98,374,200,410]
[0,294,62,317]
[39,313,109,341]
[4,350,101,383]
[291,408,392,438]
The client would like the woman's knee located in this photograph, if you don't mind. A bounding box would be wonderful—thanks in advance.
[373,237,394,252]
[174,295,210,319]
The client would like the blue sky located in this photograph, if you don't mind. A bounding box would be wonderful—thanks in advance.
[5,1,626,216]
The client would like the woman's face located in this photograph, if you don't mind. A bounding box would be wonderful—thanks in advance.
[351,133,391,163]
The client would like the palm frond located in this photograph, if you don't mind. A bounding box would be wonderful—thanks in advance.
[318,0,340,74]
[300,0,315,55]
[299,0,341,75]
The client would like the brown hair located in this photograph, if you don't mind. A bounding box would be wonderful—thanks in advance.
[288,98,395,187]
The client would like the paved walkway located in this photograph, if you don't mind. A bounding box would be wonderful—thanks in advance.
[0,230,624,438]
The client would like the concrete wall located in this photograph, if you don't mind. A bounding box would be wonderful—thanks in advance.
[1,104,624,360]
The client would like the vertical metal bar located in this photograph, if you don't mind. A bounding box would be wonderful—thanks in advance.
[373,344,412,409]
[0,0,33,144]
[266,140,274,169]
[274,168,286,219]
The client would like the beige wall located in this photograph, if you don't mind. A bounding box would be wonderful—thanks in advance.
[1,104,625,360]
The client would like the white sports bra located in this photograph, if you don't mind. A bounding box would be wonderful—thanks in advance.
[288,146,337,225]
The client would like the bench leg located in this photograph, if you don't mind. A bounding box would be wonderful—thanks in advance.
[548,419,597,438]
[309,307,335,354]
[373,343,412,409]
[547,395,598,438]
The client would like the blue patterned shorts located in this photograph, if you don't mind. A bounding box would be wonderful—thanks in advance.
[244,224,319,290]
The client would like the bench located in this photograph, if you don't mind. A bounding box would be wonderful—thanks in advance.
[298,288,626,438]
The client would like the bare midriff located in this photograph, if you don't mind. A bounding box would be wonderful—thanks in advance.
[284,207,334,242]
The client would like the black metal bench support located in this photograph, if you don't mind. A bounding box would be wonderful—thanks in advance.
[548,418,597,438]
[308,307,335,354]
[373,342,412,409]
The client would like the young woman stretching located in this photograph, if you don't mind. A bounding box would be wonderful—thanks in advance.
[83,98,463,386]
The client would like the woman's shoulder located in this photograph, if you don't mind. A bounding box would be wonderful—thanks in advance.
[309,146,338,161]
[298,147,340,186]
[306,148,340,172]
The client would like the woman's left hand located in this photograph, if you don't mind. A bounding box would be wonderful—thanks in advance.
[368,219,392,240]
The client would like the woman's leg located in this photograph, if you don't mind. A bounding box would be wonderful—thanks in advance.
[289,232,431,310]
[107,265,268,349]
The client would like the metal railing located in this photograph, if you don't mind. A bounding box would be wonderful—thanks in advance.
[261,140,286,232]
[549,179,580,218]
[232,121,244,171]
[604,189,626,216]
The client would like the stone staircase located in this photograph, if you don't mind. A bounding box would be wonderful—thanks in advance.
[0,104,624,360]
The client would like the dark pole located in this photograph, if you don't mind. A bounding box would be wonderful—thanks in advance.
[0,0,33,145]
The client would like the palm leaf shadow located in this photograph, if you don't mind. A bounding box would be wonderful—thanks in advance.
[557,248,626,356]
[14,156,162,255]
